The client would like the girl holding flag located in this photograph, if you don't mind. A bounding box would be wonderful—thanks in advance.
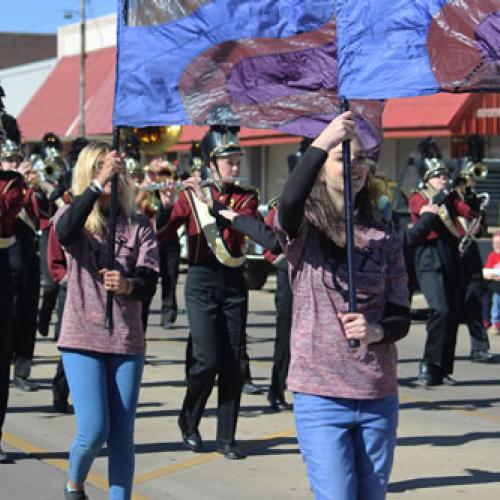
[276,112,410,500]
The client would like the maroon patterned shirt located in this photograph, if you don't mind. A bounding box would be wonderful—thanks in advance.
[55,207,160,356]
[276,216,409,399]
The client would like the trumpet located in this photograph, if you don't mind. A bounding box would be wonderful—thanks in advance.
[455,160,488,191]
[31,147,65,184]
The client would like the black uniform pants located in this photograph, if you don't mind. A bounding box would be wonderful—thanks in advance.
[419,269,463,376]
[464,277,490,352]
[269,266,292,398]
[38,228,59,335]
[8,241,40,379]
[181,263,247,445]
[52,286,69,404]
[462,243,489,353]
[160,241,181,323]
[0,249,14,439]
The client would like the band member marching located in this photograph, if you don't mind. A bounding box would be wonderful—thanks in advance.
[409,150,474,386]
[157,126,259,459]
[0,137,24,463]
[1,140,50,392]
[36,134,73,339]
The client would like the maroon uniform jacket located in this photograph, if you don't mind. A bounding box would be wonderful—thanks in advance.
[47,224,67,284]
[0,171,24,242]
[409,190,472,241]
[157,184,258,265]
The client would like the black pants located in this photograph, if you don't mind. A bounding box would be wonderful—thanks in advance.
[181,263,247,445]
[419,269,463,376]
[38,228,59,335]
[0,249,14,440]
[8,240,40,379]
[269,266,292,398]
[464,277,490,352]
[160,241,181,324]
[52,286,69,404]
[462,243,489,353]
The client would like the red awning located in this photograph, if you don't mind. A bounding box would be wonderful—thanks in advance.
[17,46,299,148]
[18,45,500,144]
[383,93,474,138]
[18,47,116,141]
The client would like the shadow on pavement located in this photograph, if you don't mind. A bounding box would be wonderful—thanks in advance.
[388,469,500,493]
[397,431,500,447]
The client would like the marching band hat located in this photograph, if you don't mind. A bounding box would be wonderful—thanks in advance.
[422,157,449,181]
[0,138,22,160]
[42,132,63,152]
[189,141,203,171]
[200,125,243,165]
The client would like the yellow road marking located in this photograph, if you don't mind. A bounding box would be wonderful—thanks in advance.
[2,431,149,500]
[134,427,296,485]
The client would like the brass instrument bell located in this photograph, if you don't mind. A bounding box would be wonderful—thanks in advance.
[126,126,182,155]
[35,146,64,183]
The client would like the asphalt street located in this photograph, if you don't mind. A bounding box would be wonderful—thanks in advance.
[1,273,500,499]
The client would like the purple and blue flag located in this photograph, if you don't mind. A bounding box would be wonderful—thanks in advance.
[113,0,383,147]
[114,0,499,142]
[336,0,500,98]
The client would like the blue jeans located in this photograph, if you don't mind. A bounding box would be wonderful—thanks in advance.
[491,292,500,324]
[294,393,398,500]
[62,351,144,500]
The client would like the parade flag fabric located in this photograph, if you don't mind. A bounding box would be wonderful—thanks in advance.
[336,0,500,99]
[113,0,384,147]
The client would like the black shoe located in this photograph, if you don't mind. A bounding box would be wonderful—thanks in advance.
[14,377,39,392]
[442,375,457,386]
[0,445,8,463]
[418,362,442,387]
[267,393,291,412]
[37,312,50,337]
[53,400,72,414]
[216,442,246,460]
[64,486,88,500]
[178,417,203,452]
[242,382,263,395]
[161,311,177,329]
[470,350,494,363]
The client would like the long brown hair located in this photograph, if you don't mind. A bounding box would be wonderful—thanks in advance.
[305,171,379,247]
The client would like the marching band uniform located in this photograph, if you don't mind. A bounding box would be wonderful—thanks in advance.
[157,133,258,459]
[458,187,492,362]
[156,203,181,328]
[0,167,24,461]
[220,199,293,411]
[47,223,70,412]
[38,181,72,338]
[409,165,473,386]
[263,202,292,410]
[9,180,50,391]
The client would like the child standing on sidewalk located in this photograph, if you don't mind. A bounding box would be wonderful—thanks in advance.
[483,231,500,334]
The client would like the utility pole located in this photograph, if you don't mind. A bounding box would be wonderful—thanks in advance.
[79,0,86,137]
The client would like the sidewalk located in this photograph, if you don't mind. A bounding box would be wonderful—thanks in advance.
[1,278,500,499]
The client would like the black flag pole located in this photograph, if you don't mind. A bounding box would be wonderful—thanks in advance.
[340,97,360,349]
[104,127,120,330]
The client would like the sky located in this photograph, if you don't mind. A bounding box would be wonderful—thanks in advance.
[0,0,118,33]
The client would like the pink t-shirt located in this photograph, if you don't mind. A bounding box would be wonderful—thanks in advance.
[55,207,160,356]
[276,217,409,400]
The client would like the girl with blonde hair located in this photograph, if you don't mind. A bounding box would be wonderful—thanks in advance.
[54,143,159,500]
